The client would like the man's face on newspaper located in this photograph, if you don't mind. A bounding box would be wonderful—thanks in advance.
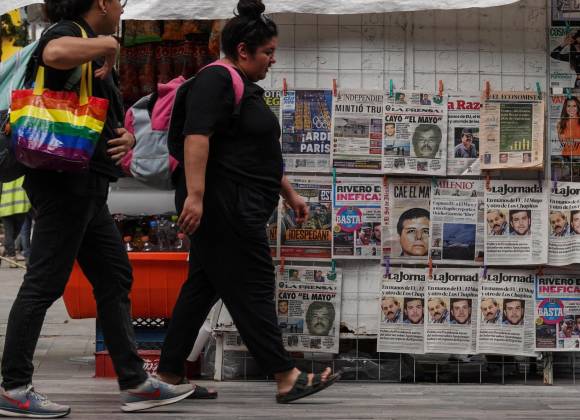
[400,217,429,256]
[278,300,288,315]
[413,128,441,158]
[481,299,499,322]
[428,298,446,322]
[510,211,530,235]
[385,123,396,137]
[572,212,580,234]
[486,211,505,235]
[451,299,471,324]
[550,212,567,235]
[504,300,523,325]
[309,307,332,335]
[405,299,424,324]
[382,298,400,321]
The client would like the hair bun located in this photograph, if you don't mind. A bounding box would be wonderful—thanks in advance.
[236,0,266,19]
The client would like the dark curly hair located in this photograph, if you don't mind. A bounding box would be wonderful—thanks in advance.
[221,0,278,59]
[44,0,96,23]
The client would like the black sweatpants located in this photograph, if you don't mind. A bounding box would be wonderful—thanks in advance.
[158,177,295,377]
[1,173,148,390]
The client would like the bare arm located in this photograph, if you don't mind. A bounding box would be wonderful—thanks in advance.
[177,134,210,234]
[42,36,118,70]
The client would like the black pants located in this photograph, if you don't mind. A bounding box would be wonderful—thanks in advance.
[159,177,295,377]
[2,213,25,257]
[1,173,148,390]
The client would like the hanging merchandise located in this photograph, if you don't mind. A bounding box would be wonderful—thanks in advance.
[332,89,384,173]
[549,92,580,182]
[548,181,580,266]
[476,268,537,357]
[377,267,426,354]
[429,179,485,266]
[281,89,333,172]
[484,180,549,266]
[446,95,481,176]
[383,90,448,176]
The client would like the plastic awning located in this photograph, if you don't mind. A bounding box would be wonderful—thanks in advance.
[1,0,522,20]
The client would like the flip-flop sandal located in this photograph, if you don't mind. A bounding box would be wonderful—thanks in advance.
[276,371,341,404]
[177,378,218,399]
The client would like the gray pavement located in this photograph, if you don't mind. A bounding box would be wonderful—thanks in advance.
[0,266,579,419]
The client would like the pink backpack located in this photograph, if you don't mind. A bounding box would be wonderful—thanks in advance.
[121,61,245,190]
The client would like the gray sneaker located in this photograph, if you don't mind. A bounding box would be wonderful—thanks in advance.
[120,376,194,412]
[0,385,70,418]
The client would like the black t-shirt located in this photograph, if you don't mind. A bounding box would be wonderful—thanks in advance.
[24,18,123,194]
[182,65,283,206]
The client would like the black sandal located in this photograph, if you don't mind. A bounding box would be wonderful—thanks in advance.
[177,378,218,399]
[276,371,341,404]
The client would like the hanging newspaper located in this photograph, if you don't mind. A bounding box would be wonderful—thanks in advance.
[277,266,342,353]
[332,177,382,259]
[281,89,333,172]
[383,177,431,264]
[280,176,332,259]
[550,24,580,89]
[383,90,448,176]
[476,268,536,357]
[446,95,481,176]
[479,91,545,170]
[341,263,381,335]
[552,0,580,24]
[484,180,549,265]
[264,89,282,121]
[549,182,580,265]
[430,179,485,265]
[425,268,479,354]
[377,268,425,354]
[535,272,580,351]
[549,93,580,184]
[331,89,383,173]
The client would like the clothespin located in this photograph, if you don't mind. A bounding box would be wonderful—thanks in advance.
[431,176,437,190]
[482,265,488,279]
[282,78,288,96]
[485,172,491,192]
[566,21,572,34]
[332,78,337,97]
[553,174,558,191]
[428,257,433,279]
[536,265,544,276]
[382,256,390,278]
[332,168,337,207]
[536,82,542,100]
[279,256,286,273]
[438,80,444,97]
[389,79,394,98]
[328,259,337,280]
[566,88,573,100]
[484,80,491,100]
[537,171,543,188]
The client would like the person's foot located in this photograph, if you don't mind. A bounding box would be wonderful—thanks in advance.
[120,375,194,412]
[157,372,218,399]
[276,367,332,395]
[0,384,71,418]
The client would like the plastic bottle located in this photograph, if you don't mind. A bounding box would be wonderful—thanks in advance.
[148,220,161,251]
[174,232,190,252]
[132,228,144,251]
[123,236,134,252]
[157,217,172,251]
[141,235,154,252]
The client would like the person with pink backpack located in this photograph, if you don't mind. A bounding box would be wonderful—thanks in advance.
[156,0,341,404]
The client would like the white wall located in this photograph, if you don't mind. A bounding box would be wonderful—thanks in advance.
[261,0,547,94]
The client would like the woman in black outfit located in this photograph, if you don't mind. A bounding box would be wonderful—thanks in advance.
[158,0,340,403]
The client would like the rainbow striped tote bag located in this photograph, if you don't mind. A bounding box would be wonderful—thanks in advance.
[9,25,108,172]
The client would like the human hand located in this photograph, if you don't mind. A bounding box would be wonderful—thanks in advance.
[108,128,135,163]
[285,193,309,225]
[178,195,203,235]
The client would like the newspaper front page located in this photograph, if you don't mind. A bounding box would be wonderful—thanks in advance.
[430,179,485,265]
[552,1,580,24]
[377,268,425,354]
[277,266,342,353]
[549,93,580,182]
[447,95,481,176]
[383,91,448,175]
[333,177,382,259]
[549,182,580,265]
[476,269,536,357]
[484,180,549,265]
[479,91,545,170]
[281,89,333,172]
[332,89,383,173]
[550,24,580,89]
[536,272,580,351]
[383,177,431,264]
[264,89,282,120]
[425,268,479,354]
[280,176,332,259]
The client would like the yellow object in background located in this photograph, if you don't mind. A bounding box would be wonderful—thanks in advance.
[1,9,24,61]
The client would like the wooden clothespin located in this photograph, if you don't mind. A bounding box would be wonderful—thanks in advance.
[438,80,444,97]
[485,172,491,192]
[332,78,337,97]
[279,256,286,273]
[428,257,433,279]
[536,265,544,276]
[282,78,288,96]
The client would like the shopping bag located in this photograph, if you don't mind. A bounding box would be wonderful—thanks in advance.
[9,25,109,172]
